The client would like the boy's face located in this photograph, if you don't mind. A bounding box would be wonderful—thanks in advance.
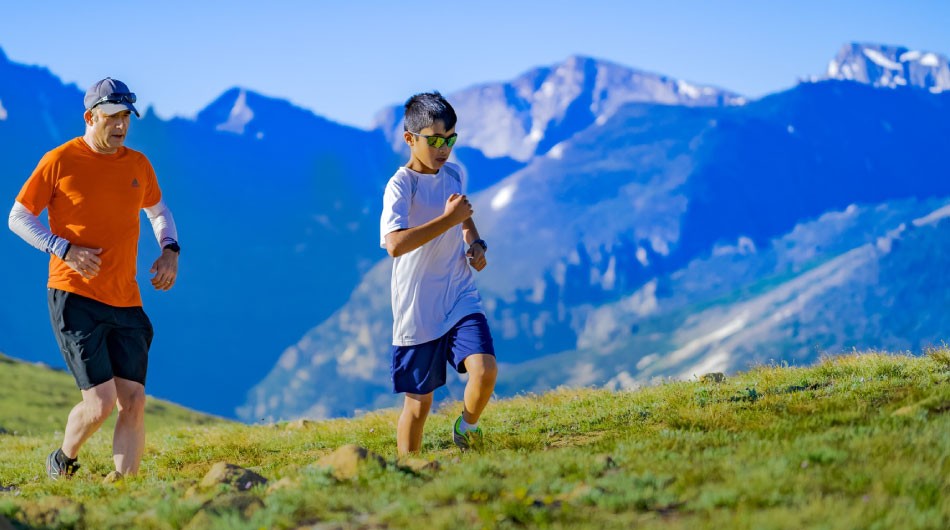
[404,119,456,172]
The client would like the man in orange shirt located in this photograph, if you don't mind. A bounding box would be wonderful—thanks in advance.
[7,78,180,481]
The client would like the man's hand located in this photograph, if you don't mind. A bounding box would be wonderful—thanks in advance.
[466,242,487,271]
[444,193,473,225]
[64,245,103,280]
[150,249,179,291]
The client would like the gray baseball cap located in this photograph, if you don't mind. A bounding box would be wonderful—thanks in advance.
[84,77,140,117]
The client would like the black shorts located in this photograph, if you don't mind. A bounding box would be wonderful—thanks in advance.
[47,288,153,390]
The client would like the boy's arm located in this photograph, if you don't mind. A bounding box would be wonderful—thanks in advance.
[462,217,488,272]
[385,193,472,258]
[462,218,481,246]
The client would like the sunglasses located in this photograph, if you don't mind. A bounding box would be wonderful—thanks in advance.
[409,131,458,149]
[91,92,137,108]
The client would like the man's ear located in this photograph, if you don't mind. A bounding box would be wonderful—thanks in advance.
[84,109,96,125]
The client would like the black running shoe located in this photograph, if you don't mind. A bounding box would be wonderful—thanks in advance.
[46,449,79,480]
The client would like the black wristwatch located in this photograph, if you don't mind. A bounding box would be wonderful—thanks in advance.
[162,241,181,254]
[472,239,488,251]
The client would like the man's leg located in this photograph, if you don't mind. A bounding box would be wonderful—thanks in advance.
[61,379,117,459]
[113,377,146,474]
[462,354,497,424]
[397,392,433,456]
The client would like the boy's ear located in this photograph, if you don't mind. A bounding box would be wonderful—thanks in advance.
[403,131,414,145]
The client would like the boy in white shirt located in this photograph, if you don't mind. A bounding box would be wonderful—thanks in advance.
[380,92,498,456]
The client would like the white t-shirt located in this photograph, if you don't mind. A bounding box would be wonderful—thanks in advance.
[380,162,485,346]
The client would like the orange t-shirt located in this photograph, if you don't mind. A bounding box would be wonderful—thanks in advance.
[16,137,162,308]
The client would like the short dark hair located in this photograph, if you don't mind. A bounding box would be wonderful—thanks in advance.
[403,92,457,133]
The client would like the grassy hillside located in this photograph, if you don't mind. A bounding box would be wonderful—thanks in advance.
[0,351,948,529]
[0,352,222,435]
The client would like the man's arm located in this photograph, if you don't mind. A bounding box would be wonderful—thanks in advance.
[8,201,102,279]
[143,200,179,291]
[143,199,179,250]
[385,193,473,257]
[8,201,71,258]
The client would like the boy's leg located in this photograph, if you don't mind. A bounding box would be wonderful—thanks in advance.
[113,377,146,475]
[398,392,434,456]
[462,354,498,424]
[62,380,118,458]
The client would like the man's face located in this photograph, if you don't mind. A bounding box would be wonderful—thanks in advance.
[86,108,131,153]
[404,119,456,172]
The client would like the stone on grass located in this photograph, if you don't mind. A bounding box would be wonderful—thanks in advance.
[102,470,123,484]
[316,444,386,480]
[700,372,726,383]
[286,419,315,430]
[199,462,268,492]
[397,457,441,474]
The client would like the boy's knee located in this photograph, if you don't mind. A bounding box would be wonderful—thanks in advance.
[467,355,498,380]
[403,392,433,415]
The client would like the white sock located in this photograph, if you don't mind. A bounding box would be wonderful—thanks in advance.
[460,417,478,433]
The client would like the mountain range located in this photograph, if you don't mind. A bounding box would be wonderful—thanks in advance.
[1,42,948,420]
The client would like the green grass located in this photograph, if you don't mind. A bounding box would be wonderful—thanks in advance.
[0,353,221,437]
[1,350,949,529]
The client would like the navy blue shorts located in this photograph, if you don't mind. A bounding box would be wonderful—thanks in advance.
[391,313,495,395]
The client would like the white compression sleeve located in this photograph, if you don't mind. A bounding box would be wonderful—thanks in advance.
[8,201,71,259]
[143,199,179,249]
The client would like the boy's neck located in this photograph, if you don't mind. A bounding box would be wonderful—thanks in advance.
[405,158,439,175]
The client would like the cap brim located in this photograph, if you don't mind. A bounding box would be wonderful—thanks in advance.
[94,102,140,118]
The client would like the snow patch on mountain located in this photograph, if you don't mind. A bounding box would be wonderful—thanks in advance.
[825,43,950,93]
[862,48,902,70]
[912,203,950,227]
[920,53,941,67]
[216,89,254,134]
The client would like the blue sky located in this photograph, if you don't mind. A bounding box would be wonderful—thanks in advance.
[1,1,947,129]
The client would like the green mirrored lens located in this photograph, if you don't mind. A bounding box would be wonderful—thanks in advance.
[446,135,457,148]
[426,136,444,148]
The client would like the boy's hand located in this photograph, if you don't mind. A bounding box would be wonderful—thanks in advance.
[466,243,487,271]
[150,249,179,291]
[444,193,473,225]
[64,245,103,280]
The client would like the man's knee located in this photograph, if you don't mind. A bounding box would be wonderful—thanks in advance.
[82,381,118,421]
[116,380,147,415]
